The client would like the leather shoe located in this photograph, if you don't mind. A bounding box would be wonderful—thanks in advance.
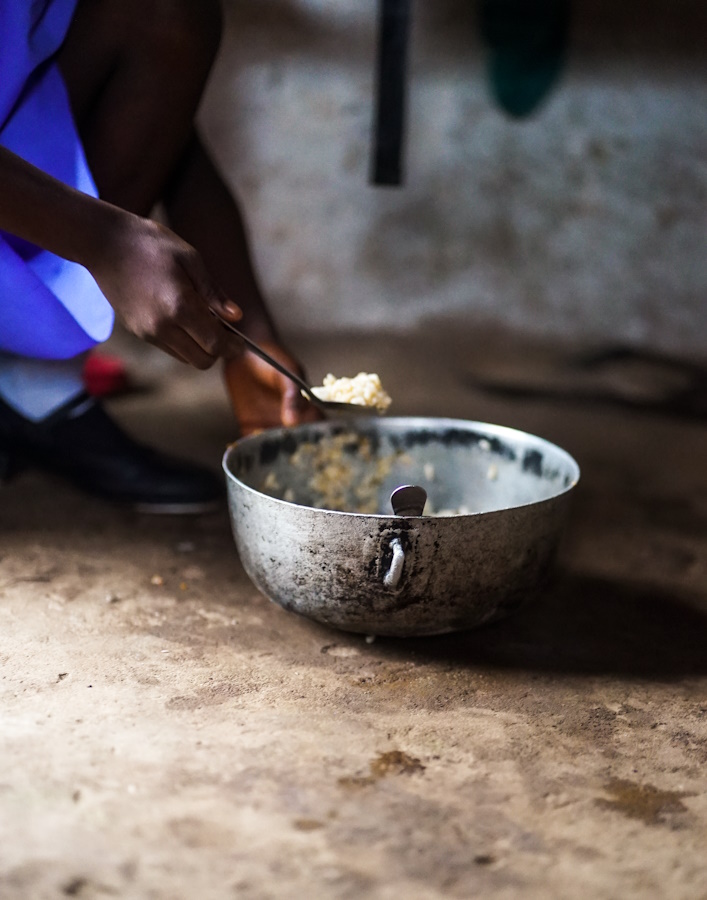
[0,392,224,514]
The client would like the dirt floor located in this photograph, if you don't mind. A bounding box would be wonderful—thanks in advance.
[1,326,706,900]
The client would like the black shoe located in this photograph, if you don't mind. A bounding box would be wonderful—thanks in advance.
[0,392,224,514]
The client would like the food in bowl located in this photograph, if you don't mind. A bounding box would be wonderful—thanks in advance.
[310,373,392,412]
[287,431,406,513]
[260,430,492,517]
[223,417,581,636]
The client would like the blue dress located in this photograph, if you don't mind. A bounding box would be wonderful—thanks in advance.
[0,0,114,359]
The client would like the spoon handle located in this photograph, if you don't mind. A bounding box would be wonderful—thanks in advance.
[211,310,317,401]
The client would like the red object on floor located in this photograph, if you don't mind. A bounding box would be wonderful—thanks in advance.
[83,353,130,397]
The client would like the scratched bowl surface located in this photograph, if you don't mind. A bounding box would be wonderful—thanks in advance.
[223,417,580,637]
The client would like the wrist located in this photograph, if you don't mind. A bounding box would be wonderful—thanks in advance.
[71,201,138,271]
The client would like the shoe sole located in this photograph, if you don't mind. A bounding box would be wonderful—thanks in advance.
[2,449,223,515]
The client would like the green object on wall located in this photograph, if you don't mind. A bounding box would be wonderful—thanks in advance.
[479,0,571,118]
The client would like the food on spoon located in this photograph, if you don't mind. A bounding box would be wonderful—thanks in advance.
[310,373,392,412]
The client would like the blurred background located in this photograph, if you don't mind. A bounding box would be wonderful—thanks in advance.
[195,0,706,362]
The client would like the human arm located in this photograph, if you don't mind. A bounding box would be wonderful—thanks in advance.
[224,345,321,435]
[162,135,321,432]
[0,144,243,368]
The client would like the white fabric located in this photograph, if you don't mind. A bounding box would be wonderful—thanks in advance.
[0,350,86,420]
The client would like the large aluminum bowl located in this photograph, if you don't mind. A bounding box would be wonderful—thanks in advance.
[223,417,580,637]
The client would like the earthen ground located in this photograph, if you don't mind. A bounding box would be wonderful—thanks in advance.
[1,327,706,899]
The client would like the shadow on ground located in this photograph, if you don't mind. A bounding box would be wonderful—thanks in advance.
[380,571,707,680]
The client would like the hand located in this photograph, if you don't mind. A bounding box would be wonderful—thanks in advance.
[0,148,239,368]
[224,343,322,435]
[87,212,244,368]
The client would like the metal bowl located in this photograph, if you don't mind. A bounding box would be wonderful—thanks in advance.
[222,417,580,637]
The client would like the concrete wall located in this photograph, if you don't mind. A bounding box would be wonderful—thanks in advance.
[200,0,706,359]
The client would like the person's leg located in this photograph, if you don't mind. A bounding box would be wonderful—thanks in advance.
[0,0,227,511]
[58,0,223,216]
[162,135,278,344]
[59,0,309,436]
[59,0,276,343]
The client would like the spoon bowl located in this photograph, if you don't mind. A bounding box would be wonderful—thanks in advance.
[212,310,385,417]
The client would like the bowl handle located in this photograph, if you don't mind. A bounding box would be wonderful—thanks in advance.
[383,537,406,589]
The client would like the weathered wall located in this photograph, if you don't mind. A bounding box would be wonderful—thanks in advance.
[200,0,706,359]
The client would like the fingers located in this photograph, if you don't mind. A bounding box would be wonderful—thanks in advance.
[169,252,246,362]
[225,347,320,434]
[180,250,242,323]
[92,216,246,367]
[280,377,318,427]
[147,326,220,370]
[280,384,302,427]
[146,339,192,367]
[245,351,287,391]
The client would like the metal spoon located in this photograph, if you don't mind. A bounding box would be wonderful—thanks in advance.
[390,484,428,517]
[211,310,380,417]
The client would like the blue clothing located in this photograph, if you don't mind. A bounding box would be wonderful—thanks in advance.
[0,0,114,359]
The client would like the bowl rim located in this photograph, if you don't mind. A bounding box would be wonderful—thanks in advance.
[222,415,581,519]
